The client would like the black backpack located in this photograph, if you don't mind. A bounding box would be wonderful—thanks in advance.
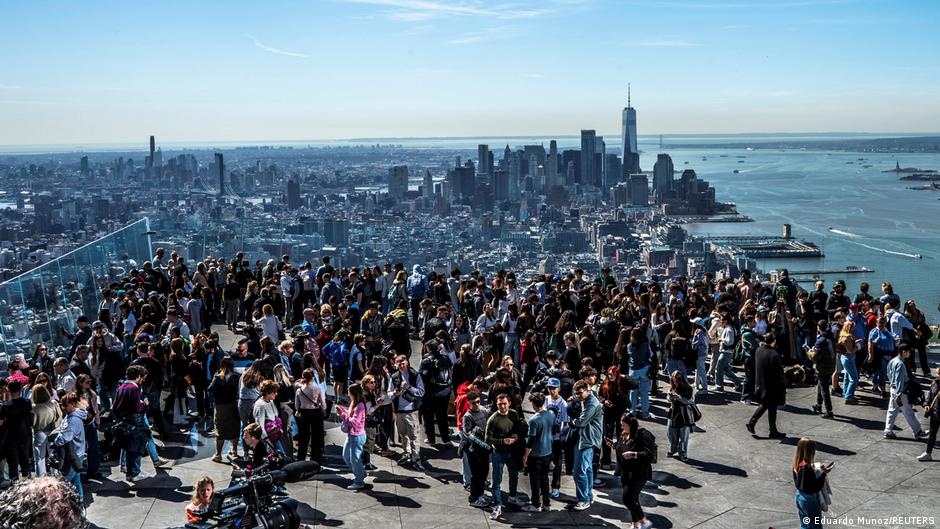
[640,428,658,464]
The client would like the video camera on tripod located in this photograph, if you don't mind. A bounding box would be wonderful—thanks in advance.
[185,468,300,529]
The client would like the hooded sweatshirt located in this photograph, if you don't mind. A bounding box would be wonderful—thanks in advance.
[53,408,88,464]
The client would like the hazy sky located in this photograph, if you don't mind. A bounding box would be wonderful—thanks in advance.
[1,0,938,146]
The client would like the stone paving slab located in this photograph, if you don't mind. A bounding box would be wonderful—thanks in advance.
[84,326,939,528]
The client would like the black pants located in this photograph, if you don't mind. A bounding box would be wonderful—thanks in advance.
[526,455,551,508]
[410,299,423,329]
[550,439,564,489]
[467,448,490,502]
[749,403,779,433]
[601,411,623,465]
[816,377,832,413]
[422,395,451,444]
[742,355,755,400]
[295,409,325,464]
[5,443,31,480]
[906,343,930,375]
[621,478,646,522]
[926,415,940,455]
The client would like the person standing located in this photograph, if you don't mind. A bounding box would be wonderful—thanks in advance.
[747,333,787,439]
[391,355,426,470]
[793,437,833,529]
[883,344,927,440]
[1,381,32,483]
[419,340,454,445]
[336,383,368,490]
[485,393,525,519]
[571,379,603,511]
[610,413,656,529]
[809,320,836,419]
[836,321,861,405]
[522,392,554,513]
[917,366,940,461]
[715,316,743,393]
[626,328,654,419]
[666,372,694,461]
[295,368,327,464]
[52,393,87,503]
[208,357,241,462]
[112,365,153,482]
[461,391,492,508]
[31,384,62,477]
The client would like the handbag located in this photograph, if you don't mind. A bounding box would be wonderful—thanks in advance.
[264,417,285,442]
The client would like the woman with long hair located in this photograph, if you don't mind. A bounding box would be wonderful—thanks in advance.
[243,281,260,324]
[792,437,832,529]
[551,310,577,352]
[209,357,241,462]
[599,365,631,468]
[366,356,393,452]
[272,363,296,460]
[168,337,191,426]
[904,299,932,376]
[667,370,694,461]
[75,374,103,476]
[238,360,265,433]
[336,382,368,490]
[836,320,861,405]
[185,476,215,523]
[451,313,472,350]
[608,413,656,529]
[31,384,62,476]
[627,328,654,419]
[360,373,388,471]
[295,368,327,464]
[519,329,542,389]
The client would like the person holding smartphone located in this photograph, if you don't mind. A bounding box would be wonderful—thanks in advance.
[793,437,833,529]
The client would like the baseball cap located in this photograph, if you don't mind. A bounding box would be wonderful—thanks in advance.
[92,320,107,330]
[546,378,561,388]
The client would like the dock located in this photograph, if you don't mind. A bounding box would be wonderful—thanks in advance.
[786,267,874,276]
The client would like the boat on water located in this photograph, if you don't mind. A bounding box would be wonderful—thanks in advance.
[914,254,923,259]
[732,169,740,174]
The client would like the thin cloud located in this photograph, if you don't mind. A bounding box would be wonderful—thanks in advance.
[625,0,856,7]
[623,39,701,47]
[341,0,553,21]
[447,26,510,45]
[246,34,309,59]
[0,100,53,105]
[0,84,21,90]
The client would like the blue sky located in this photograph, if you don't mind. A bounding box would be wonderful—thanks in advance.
[1,0,938,145]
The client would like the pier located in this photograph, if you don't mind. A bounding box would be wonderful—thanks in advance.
[701,235,823,259]
[786,266,874,276]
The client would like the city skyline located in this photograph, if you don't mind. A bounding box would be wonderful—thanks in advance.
[2,0,940,146]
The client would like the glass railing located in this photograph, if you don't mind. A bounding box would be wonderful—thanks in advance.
[0,218,153,365]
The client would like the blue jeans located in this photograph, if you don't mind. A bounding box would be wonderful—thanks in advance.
[795,489,822,529]
[84,422,101,474]
[840,354,858,401]
[490,451,518,505]
[628,365,651,417]
[667,420,690,457]
[462,453,471,486]
[715,351,741,390]
[573,446,594,502]
[872,354,891,389]
[666,359,687,378]
[695,355,708,391]
[503,333,520,365]
[343,433,366,486]
[126,450,142,479]
[65,467,84,503]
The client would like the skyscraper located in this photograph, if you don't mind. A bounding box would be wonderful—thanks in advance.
[580,129,596,186]
[547,140,559,187]
[388,165,409,199]
[621,84,640,175]
[594,136,606,188]
[628,174,649,206]
[215,152,224,197]
[477,144,491,176]
[652,153,675,201]
[287,179,301,209]
[149,135,155,165]
[423,169,434,198]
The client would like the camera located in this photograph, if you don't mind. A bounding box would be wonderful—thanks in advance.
[185,469,300,529]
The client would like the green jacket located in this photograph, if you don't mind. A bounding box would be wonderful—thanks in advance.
[572,393,603,450]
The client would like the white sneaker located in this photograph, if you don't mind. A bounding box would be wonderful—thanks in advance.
[346,483,365,490]
[638,520,653,529]
[471,496,491,508]
[128,472,153,483]
[917,452,932,462]
[550,488,560,498]
[521,504,541,512]
[572,501,591,511]
[490,504,502,520]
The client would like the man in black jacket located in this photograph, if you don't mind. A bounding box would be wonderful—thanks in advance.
[746,333,787,438]
[0,381,33,482]
[63,315,92,360]
[419,340,454,445]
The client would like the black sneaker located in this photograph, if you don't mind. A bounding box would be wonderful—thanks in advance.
[768,431,786,439]
[746,422,755,435]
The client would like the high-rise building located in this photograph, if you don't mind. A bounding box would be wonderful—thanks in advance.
[149,136,155,165]
[215,152,224,197]
[604,154,622,192]
[80,156,89,176]
[547,140,559,187]
[287,179,301,209]
[628,174,649,206]
[621,84,640,175]
[477,145,491,176]
[388,165,409,199]
[492,169,509,202]
[594,136,606,187]
[422,169,434,198]
[652,153,674,201]
[580,129,596,186]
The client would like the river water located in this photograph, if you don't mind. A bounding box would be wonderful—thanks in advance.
[663,144,939,322]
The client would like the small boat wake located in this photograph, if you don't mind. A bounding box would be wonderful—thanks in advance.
[827,227,923,259]
[827,227,861,238]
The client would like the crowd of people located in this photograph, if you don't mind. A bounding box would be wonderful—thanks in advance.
[1,249,938,529]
